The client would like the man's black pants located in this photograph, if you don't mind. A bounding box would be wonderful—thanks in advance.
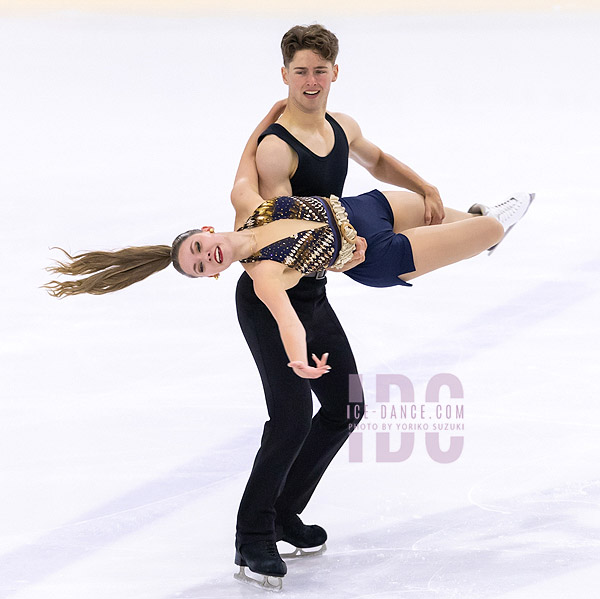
[235,271,364,547]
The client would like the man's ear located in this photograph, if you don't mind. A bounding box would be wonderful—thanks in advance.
[281,66,289,85]
[332,64,339,82]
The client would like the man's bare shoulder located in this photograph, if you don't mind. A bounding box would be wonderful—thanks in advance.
[256,133,295,197]
[256,134,295,166]
[328,111,361,141]
[257,132,292,152]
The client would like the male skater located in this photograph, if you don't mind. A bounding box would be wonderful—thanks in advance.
[233,24,443,590]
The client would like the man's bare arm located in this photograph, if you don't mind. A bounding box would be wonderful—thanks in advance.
[332,112,445,225]
[255,135,296,199]
[231,100,287,220]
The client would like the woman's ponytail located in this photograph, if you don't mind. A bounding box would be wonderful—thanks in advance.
[44,245,173,298]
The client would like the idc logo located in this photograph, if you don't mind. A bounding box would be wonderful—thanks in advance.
[347,373,465,464]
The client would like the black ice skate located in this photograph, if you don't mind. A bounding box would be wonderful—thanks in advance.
[276,514,328,558]
[234,539,286,592]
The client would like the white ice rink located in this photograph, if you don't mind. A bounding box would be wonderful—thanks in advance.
[1,6,599,598]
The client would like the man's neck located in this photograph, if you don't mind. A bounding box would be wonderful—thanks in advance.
[279,102,328,131]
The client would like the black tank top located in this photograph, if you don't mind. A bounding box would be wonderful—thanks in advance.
[257,113,349,197]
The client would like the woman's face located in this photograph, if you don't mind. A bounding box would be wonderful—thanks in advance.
[176,231,232,278]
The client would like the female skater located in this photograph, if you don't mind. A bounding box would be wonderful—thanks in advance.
[45,101,533,379]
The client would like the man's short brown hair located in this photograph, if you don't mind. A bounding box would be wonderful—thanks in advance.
[281,24,339,67]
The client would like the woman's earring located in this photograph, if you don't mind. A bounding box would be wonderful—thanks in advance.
[201,226,219,279]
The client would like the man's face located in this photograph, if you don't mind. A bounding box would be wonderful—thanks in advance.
[282,49,338,113]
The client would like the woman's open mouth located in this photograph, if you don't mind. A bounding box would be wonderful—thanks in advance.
[215,246,223,264]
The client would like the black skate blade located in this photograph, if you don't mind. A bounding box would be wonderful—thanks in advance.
[279,542,327,559]
[234,566,283,592]
[488,192,535,255]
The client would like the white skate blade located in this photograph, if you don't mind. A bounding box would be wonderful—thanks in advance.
[234,565,283,592]
[279,542,327,559]
[488,192,535,255]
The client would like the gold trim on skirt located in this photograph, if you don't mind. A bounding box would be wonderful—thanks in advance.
[324,194,357,270]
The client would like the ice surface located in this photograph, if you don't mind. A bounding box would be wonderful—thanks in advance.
[1,10,599,598]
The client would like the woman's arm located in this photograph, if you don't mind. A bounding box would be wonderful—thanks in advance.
[252,268,331,379]
[231,100,287,218]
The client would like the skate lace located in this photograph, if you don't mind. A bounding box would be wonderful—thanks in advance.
[495,198,518,217]
[492,197,523,225]
[264,540,279,557]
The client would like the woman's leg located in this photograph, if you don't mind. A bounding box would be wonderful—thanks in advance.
[400,216,504,281]
[383,190,475,233]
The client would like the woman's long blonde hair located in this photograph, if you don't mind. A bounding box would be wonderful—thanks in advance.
[44,230,201,298]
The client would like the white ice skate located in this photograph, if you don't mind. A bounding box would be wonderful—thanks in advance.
[234,566,283,592]
[468,192,535,254]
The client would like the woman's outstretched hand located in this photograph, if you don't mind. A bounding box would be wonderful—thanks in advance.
[288,353,331,379]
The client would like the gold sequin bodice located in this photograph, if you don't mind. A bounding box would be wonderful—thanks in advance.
[237,196,338,274]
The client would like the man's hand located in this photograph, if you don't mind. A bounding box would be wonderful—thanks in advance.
[328,236,367,272]
[288,353,331,379]
[423,186,445,225]
[270,99,287,120]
